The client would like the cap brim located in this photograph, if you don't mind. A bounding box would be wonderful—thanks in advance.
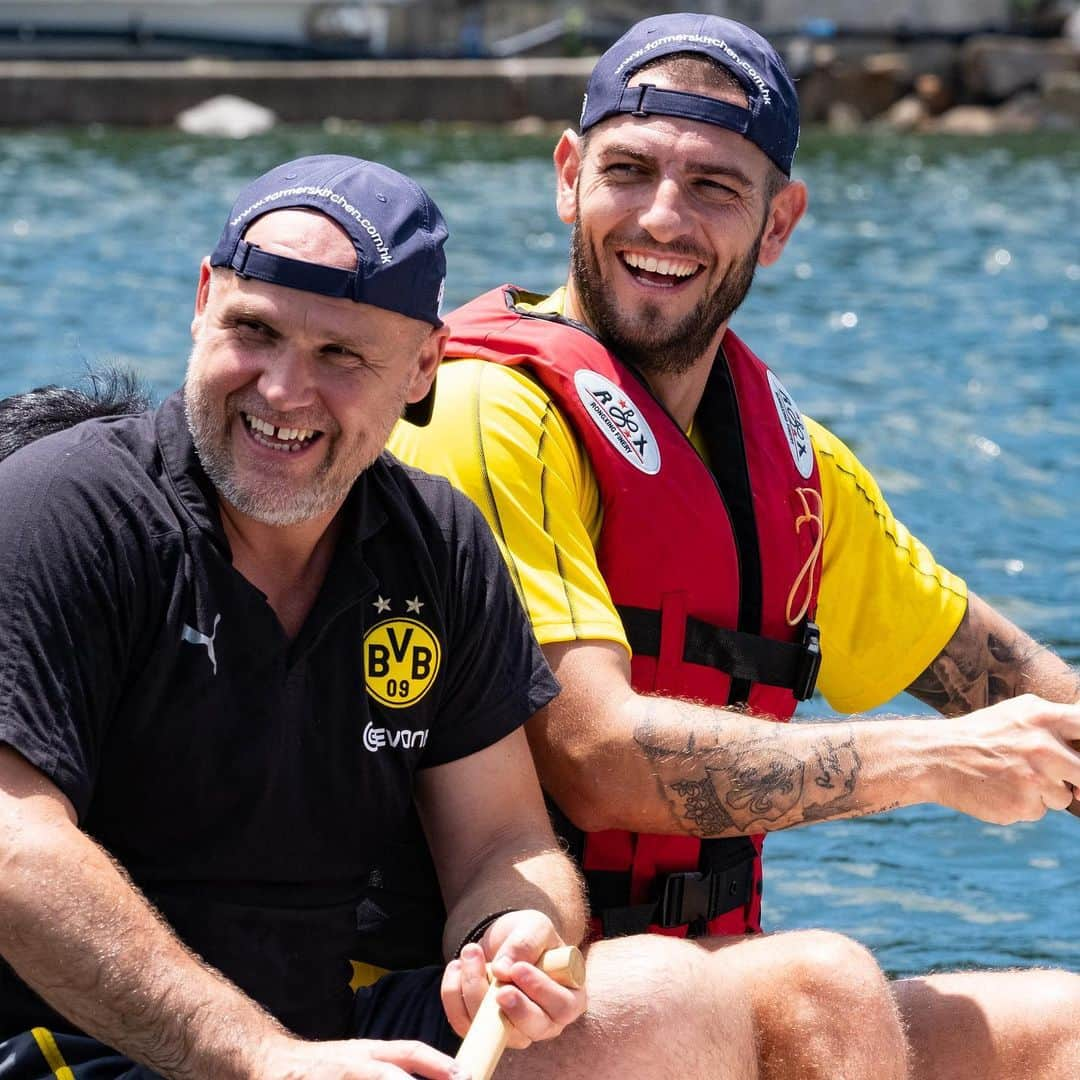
[402,379,436,426]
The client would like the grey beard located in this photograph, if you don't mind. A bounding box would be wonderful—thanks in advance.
[183,386,351,527]
[180,337,387,528]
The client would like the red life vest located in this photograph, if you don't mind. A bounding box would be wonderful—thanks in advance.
[444,286,824,938]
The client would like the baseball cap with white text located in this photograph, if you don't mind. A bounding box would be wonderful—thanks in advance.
[579,13,800,176]
[210,154,448,424]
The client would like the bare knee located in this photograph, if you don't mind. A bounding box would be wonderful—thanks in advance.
[899,968,1080,1045]
[497,935,759,1080]
[706,931,907,1080]
[1010,969,1080,1025]
[752,930,891,1020]
[585,934,754,1029]
[896,969,1080,1080]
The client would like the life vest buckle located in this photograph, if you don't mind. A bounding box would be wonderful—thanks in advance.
[657,861,755,929]
[792,619,822,701]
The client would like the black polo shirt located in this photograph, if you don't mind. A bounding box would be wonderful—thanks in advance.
[0,391,558,1040]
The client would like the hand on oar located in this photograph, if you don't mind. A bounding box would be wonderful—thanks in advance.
[453,944,585,1080]
[441,910,587,1076]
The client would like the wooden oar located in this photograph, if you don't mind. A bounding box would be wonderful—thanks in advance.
[455,945,586,1080]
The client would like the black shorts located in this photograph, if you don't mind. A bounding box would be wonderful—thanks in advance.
[0,966,459,1078]
[353,964,460,1054]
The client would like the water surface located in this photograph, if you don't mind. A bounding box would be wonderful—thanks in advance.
[2,125,1078,976]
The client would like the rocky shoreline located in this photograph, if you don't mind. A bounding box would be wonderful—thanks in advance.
[1,31,1077,133]
[792,31,1080,135]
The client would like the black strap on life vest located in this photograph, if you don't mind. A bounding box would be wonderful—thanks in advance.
[547,800,759,940]
[697,349,764,705]
[586,835,759,939]
[617,605,822,702]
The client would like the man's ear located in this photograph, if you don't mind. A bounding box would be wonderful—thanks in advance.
[758,180,808,267]
[554,130,583,226]
[191,258,213,340]
[406,325,448,405]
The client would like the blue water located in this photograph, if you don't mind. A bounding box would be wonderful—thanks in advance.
[2,125,1079,976]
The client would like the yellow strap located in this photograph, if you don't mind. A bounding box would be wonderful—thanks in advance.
[349,959,390,992]
[30,1027,76,1080]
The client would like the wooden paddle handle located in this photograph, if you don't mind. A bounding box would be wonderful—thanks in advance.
[454,945,585,1080]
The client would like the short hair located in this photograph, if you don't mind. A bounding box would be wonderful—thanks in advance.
[581,50,790,205]
[635,51,747,101]
[0,367,151,461]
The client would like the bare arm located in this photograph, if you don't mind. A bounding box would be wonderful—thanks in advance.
[907,591,1080,714]
[529,638,1080,839]
[0,746,459,1080]
[416,728,587,1048]
[416,728,586,957]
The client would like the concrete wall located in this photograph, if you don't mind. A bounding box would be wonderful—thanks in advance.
[3,36,1077,130]
[0,57,594,126]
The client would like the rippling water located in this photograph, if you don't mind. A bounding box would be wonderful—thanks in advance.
[2,125,1078,976]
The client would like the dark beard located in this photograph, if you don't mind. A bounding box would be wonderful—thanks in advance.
[569,222,763,377]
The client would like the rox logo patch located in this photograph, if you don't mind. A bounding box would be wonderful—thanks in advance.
[363,618,441,709]
[767,370,814,480]
[574,370,661,475]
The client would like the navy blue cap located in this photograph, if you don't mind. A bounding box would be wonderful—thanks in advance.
[580,13,800,175]
[210,154,448,424]
[211,155,447,325]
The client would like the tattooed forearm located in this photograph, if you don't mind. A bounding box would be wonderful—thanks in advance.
[813,735,859,793]
[634,709,864,835]
[908,592,1080,716]
[634,706,701,762]
[725,754,804,824]
[670,773,737,834]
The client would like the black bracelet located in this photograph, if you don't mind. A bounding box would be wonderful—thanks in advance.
[454,909,519,958]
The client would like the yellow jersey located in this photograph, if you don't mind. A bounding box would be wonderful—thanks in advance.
[391,291,966,713]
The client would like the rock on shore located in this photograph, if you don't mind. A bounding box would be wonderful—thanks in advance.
[800,33,1080,135]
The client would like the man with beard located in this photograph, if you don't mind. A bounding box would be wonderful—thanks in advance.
[390,12,1080,1080]
[0,155,593,1079]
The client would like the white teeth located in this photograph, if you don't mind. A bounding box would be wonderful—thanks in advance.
[243,414,316,445]
[658,258,689,277]
[624,252,698,278]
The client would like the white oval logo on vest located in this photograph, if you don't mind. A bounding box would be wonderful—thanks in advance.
[574,370,661,475]
[767,370,813,480]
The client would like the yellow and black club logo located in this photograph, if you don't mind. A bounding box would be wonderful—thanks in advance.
[363,618,441,708]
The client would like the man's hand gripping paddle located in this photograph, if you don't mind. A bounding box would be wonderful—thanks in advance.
[455,945,586,1080]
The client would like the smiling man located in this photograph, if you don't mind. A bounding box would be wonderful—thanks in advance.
[390,13,1080,1080]
[0,156,590,1079]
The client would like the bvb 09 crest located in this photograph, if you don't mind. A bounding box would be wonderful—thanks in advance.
[363,618,442,708]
